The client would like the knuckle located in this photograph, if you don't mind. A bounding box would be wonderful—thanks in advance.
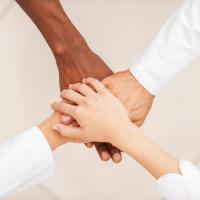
[61,89,68,97]
[78,83,85,90]
[81,100,88,107]
[82,97,91,105]
[62,89,71,97]
[101,78,107,85]
[88,77,96,82]
[92,79,98,84]
[56,102,64,111]
[73,107,82,116]
[75,83,81,88]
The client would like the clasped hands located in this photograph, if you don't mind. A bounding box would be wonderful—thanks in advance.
[49,75,153,163]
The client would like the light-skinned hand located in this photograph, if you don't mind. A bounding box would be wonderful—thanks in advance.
[51,78,136,146]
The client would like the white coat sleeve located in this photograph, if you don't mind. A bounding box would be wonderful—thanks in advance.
[156,160,200,200]
[0,127,55,199]
[130,0,200,95]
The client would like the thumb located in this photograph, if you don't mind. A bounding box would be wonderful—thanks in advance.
[53,123,82,140]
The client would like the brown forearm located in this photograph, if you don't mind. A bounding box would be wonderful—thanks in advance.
[16,0,112,89]
[16,0,118,162]
[16,0,90,60]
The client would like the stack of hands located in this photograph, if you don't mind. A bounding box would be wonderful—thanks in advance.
[39,76,178,181]
[3,1,200,199]
[51,77,140,155]
[39,70,154,164]
[39,70,154,158]
[16,0,154,164]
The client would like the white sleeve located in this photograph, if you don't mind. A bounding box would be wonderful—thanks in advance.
[156,160,200,200]
[130,0,200,95]
[0,127,55,199]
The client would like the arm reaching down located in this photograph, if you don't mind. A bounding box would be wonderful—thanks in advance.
[131,0,200,95]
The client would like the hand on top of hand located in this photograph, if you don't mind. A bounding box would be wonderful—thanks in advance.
[52,70,154,163]
[51,78,136,147]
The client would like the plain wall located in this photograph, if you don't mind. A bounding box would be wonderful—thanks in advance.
[1,0,200,200]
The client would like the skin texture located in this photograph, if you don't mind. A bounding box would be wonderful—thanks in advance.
[39,112,84,151]
[39,112,69,151]
[102,70,154,126]
[52,78,179,179]
[16,0,154,162]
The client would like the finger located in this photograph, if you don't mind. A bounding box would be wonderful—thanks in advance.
[85,142,94,148]
[83,78,107,93]
[61,116,78,126]
[106,143,122,163]
[52,123,82,140]
[94,142,111,161]
[69,83,96,97]
[61,115,74,124]
[61,89,84,105]
[51,102,76,118]
[71,120,79,127]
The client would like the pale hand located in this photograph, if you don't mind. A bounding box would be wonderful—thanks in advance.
[52,78,135,145]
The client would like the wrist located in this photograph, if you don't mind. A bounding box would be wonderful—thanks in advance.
[38,112,69,151]
[111,123,140,151]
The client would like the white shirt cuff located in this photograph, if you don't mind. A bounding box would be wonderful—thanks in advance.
[156,160,200,200]
[130,0,200,96]
[130,64,162,96]
[0,127,55,198]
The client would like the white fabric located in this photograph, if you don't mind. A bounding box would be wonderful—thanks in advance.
[129,1,200,198]
[157,160,200,200]
[0,127,55,199]
[130,0,200,95]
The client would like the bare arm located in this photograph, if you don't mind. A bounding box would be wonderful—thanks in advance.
[16,0,123,162]
[16,0,113,88]
[116,128,179,179]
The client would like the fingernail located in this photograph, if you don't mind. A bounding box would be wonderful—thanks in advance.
[113,153,122,163]
[101,151,111,161]
[62,115,71,122]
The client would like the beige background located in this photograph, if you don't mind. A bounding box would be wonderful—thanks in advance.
[1,0,200,199]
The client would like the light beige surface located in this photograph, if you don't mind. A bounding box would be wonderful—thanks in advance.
[1,0,200,200]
